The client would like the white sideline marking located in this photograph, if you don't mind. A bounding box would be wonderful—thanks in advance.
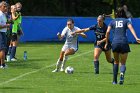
[0,50,93,86]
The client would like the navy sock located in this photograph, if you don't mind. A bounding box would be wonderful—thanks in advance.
[8,47,12,54]
[94,61,99,74]
[113,64,119,83]
[111,58,114,65]
[2,63,5,67]
[10,46,17,59]
[120,65,126,74]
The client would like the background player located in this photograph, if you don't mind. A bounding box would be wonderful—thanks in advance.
[52,18,87,72]
[105,7,140,85]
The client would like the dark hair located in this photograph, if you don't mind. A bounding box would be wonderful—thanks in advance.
[116,7,127,18]
[67,18,74,24]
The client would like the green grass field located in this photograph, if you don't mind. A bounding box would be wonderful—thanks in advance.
[0,42,140,93]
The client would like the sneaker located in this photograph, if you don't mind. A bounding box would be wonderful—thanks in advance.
[52,69,59,72]
[112,81,117,85]
[95,71,99,74]
[11,58,17,61]
[119,73,124,85]
[0,65,3,69]
[60,68,64,72]
[3,64,8,68]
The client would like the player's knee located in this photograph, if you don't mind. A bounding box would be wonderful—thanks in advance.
[94,55,99,60]
[106,58,112,63]
[114,61,119,64]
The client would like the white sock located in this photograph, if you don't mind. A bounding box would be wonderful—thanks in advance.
[56,59,62,70]
[61,55,68,69]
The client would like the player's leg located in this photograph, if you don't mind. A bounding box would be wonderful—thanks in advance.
[119,53,128,85]
[52,51,65,72]
[0,50,5,68]
[60,48,75,71]
[104,50,114,64]
[93,47,102,74]
[0,33,7,68]
[10,34,18,61]
[112,52,119,84]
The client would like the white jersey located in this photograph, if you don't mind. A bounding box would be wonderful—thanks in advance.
[61,26,81,51]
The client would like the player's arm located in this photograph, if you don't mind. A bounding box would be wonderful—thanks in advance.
[71,28,90,35]
[11,9,19,20]
[128,24,140,43]
[78,33,87,38]
[0,16,10,29]
[104,26,112,49]
[57,32,64,40]
[0,24,10,29]
[97,37,106,45]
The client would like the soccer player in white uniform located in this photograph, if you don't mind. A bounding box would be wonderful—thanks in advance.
[52,18,87,72]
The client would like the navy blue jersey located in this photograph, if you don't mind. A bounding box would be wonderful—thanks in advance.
[89,23,107,41]
[109,18,131,44]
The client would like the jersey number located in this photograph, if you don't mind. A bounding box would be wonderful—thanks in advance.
[116,21,123,28]
[97,35,102,39]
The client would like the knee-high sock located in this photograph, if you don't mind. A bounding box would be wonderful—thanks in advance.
[10,46,16,59]
[8,46,12,54]
[120,64,126,74]
[61,55,68,69]
[56,58,62,70]
[94,61,99,74]
[111,58,114,65]
[113,64,119,83]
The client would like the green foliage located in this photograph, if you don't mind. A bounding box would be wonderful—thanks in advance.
[8,0,140,17]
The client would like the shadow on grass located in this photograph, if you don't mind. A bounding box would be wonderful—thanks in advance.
[0,86,30,89]
[6,58,47,69]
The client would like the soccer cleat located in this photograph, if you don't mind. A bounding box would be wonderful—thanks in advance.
[95,70,99,74]
[52,69,59,72]
[60,68,64,72]
[11,58,17,62]
[112,81,117,85]
[119,73,124,85]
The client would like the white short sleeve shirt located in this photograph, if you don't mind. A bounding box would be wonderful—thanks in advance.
[0,11,7,32]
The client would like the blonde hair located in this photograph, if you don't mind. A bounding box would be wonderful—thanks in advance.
[15,2,22,8]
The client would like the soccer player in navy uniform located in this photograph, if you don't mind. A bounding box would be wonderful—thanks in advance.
[72,15,114,74]
[105,7,140,85]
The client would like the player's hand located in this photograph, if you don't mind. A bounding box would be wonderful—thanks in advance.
[136,38,140,43]
[97,41,101,45]
[71,32,76,35]
[57,32,60,36]
[104,43,108,50]
[6,24,10,28]
[57,32,61,40]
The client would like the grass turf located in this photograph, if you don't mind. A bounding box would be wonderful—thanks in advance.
[0,42,140,93]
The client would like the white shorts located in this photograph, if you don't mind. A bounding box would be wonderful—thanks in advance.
[61,44,78,52]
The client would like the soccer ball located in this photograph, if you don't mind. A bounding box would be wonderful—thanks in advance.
[65,66,74,74]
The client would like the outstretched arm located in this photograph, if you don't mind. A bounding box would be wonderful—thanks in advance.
[78,33,87,38]
[128,24,140,43]
[71,28,90,35]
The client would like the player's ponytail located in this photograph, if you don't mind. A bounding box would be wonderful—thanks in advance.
[116,7,127,18]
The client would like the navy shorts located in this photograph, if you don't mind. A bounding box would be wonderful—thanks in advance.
[11,33,18,41]
[112,43,130,53]
[0,32,7,50]
[94,42,111,51]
